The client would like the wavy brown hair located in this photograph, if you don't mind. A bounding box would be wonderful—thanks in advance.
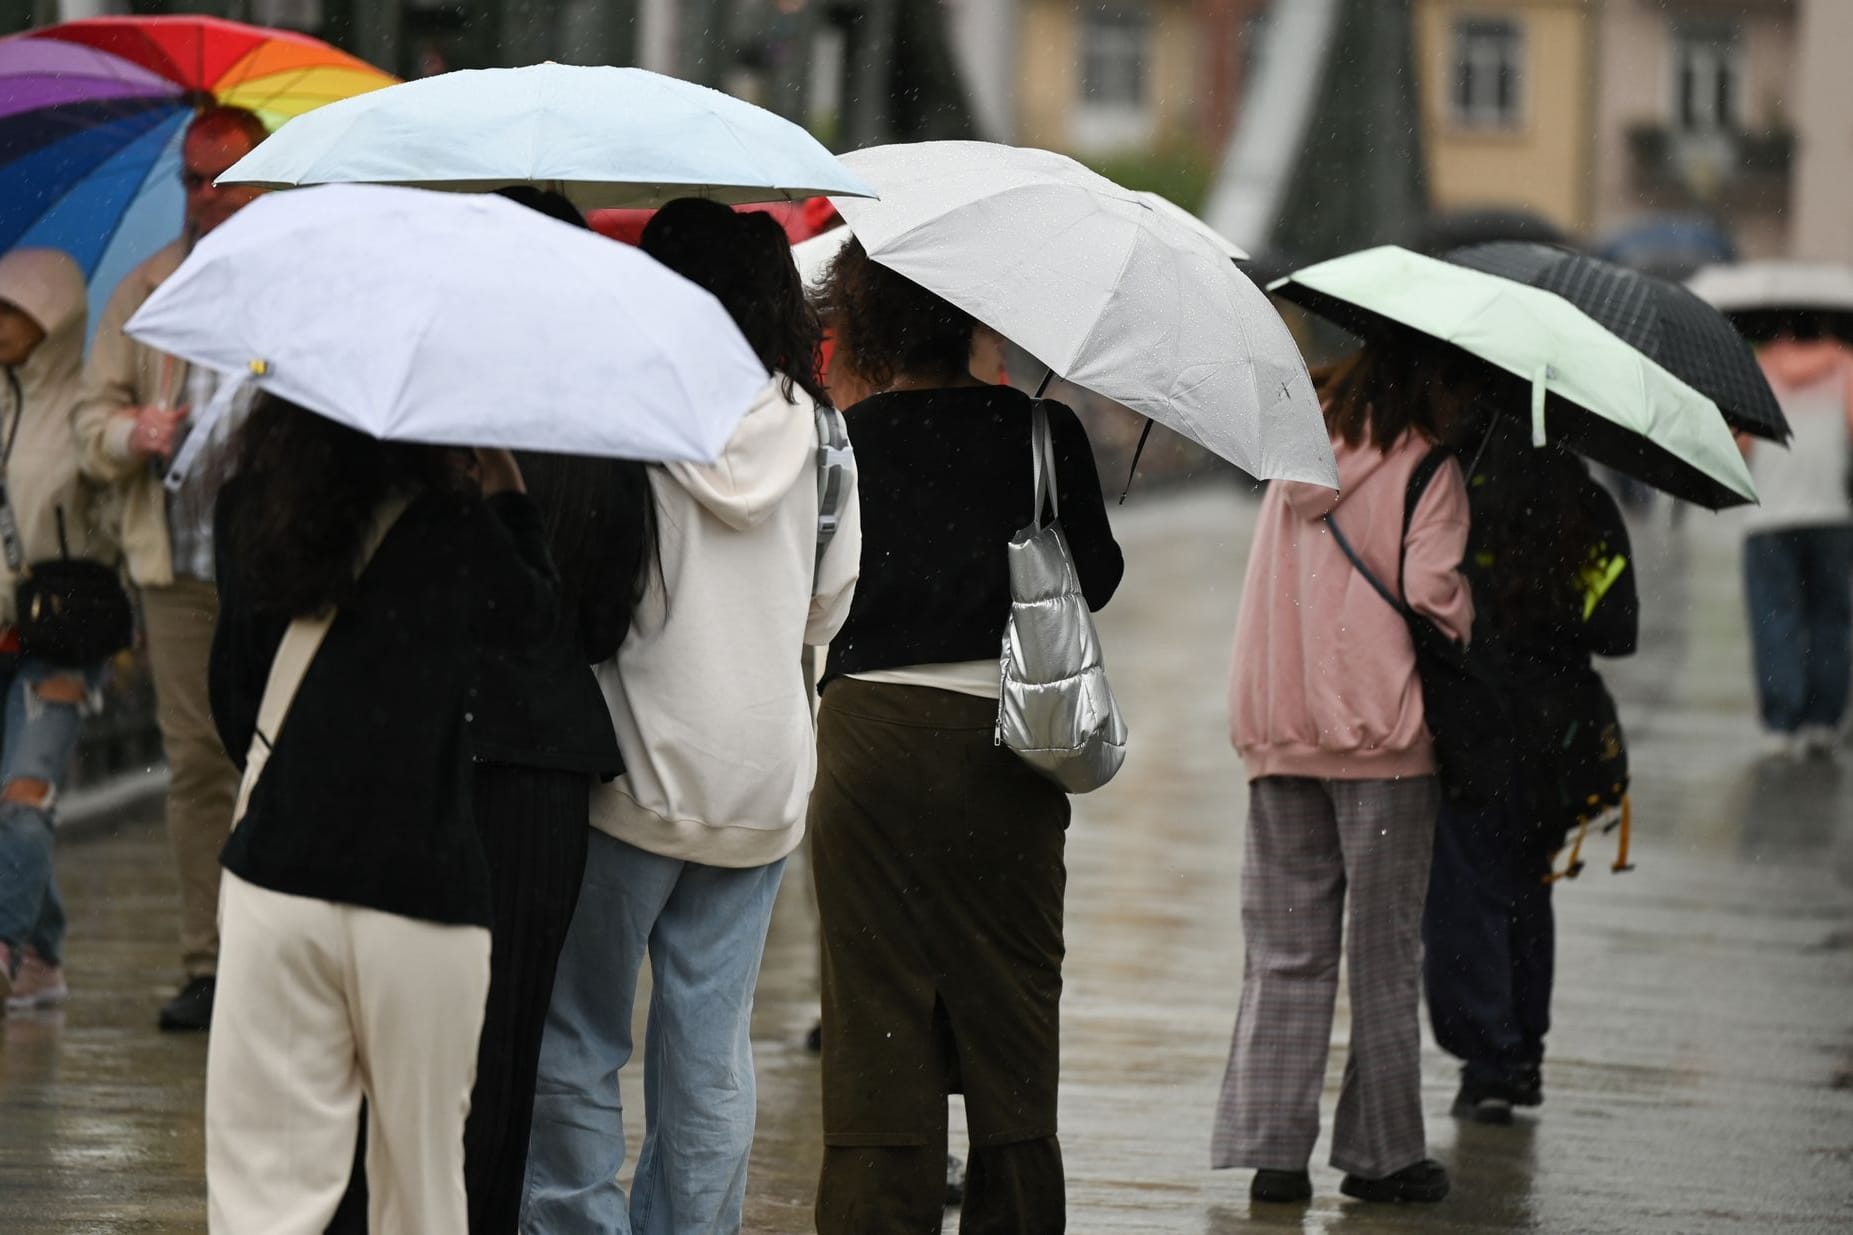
[817,235,976,392]
[640,198,828,407]
[223,393,456,618]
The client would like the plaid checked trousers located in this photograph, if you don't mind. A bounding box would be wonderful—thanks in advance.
[1211,774,1439,1179]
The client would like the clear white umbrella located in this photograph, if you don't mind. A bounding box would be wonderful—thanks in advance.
[217,62,877,208]
[1687,261,1853,314]
[817,141,1336,488]
[126,184,770,466]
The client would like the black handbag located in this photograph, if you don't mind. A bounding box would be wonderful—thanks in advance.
[3,371,134,667]
[1326,448,1513,809]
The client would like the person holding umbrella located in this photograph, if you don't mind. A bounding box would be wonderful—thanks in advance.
[1422,412,1638,1125]
[806,236,1124,1232]
[72,104,271,1033]
[522,198,862,1235]
[1736,318,1853,759]
[1215,342,1476,1206]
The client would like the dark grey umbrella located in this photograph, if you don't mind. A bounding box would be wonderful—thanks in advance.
[1446,242,1789,442]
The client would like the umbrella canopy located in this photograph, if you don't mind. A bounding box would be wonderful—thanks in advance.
[1596,213,1736,281]
[216,62,876,209]
[0,16,394,336]
[124,184,769,464]
[1448,241,1788,442]
[1272,245,1756,509]
[1688,261,1853,346]
[822,141,1335,488]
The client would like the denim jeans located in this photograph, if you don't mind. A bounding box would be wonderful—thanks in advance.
[1743,526,1853,733]
[0,656,98,967]
[522,831,786,1235]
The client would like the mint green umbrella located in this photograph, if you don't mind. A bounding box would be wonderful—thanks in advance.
[1273,244,1756,508]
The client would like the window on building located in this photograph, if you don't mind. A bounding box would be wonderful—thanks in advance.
[1450,16,1525,130]
[1074,3,1155,152]
[1080,4,1151,110]
[1672,21,1741,133]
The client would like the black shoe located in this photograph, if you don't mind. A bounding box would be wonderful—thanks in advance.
[1250,1169,1313,1203]
[1514,1067,1544,1107]
[158,976,215,1031]
[1451,1080,1516,1125]
[1340,1159,1450,1203]
[805,1021,822,1053]
[945,1154,966,1207]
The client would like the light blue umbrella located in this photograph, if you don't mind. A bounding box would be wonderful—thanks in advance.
[217,62,877,209]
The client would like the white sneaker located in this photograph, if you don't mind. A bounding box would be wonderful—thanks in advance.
[1798,726,1842,761]
[1758,730,1800,760]
[5,949,67,1011]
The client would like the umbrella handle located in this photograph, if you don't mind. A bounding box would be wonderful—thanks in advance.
[1531,364,1550,448]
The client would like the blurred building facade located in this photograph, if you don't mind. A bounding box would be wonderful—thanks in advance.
[1411,0,1853,261]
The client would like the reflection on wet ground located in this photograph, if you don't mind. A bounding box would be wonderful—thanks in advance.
[4,487,1852,1233]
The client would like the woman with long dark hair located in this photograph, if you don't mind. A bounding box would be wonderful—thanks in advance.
[1215,342,1474,1206]
[204,395,556,1233]
[1422,412,1636,1124]
[523,198,861,1235]
[806,238,1122,1233]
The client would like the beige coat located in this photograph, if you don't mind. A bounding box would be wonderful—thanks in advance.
[72,238,189,588]
[0,248,115,627]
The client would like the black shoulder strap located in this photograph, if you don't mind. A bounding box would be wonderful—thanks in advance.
[1397,446,1453,596]
[1326,513,1408,617]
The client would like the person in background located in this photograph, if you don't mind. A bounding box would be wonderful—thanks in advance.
[807,237,1123,1234]
[0,248,114,1014]
[523,198,860,1235]
[1423,415,1637,1125]
[206,395,556,1233]
[72,105,270,1031]
[1739,317,1853,760]
[1215,344,1474,1206]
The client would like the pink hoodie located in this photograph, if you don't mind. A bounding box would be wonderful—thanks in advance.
[1229,428,1473,782]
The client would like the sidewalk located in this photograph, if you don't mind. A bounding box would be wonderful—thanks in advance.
[3,485,1850,1234]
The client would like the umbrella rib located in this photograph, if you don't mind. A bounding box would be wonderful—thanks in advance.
[72,114,188,275]
[9,108,184,257]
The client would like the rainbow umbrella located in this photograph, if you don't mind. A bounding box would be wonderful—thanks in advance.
[0,16,394,338]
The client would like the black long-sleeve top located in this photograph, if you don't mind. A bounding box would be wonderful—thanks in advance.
[822,385,1124,687]
[210,482,558,928]
[468,453,650,777]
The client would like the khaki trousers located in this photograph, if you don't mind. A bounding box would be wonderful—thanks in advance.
[206,873,491,1235]
[140,579,241,977]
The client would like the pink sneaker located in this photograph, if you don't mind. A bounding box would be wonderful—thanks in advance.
[6,948,67,1011]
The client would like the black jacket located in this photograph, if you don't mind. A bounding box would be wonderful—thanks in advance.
[822,385,1123,686]
[468,453,649,777]
[211,482,558,928]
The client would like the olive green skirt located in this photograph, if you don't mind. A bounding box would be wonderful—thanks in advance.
[811,677,1070,1149]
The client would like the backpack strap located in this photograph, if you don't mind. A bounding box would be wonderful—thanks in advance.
[1396,445,1454,597]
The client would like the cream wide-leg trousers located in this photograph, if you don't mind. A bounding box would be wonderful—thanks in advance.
[205,872,491,1234]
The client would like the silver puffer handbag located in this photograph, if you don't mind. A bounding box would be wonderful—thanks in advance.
[996,401,1128,794]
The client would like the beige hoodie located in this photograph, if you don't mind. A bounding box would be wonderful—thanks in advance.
[591,376,861,868]
[0,248,115,627]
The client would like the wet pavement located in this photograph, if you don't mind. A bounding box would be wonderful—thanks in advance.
[5,485,1852,1233]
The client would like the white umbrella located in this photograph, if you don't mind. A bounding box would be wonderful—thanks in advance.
[1687,261,1853,314]
[819,141,1336,488]
[217,63,877,209]
[126,184,769,465]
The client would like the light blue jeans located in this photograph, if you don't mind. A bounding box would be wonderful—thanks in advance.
[521,830,786,1235]
[0,657,99,968]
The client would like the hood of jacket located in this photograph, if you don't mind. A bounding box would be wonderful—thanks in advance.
[0,248,87,413]
[666,373,817,531]
[1279,424,1409,523]
[1758,338,1853,391]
